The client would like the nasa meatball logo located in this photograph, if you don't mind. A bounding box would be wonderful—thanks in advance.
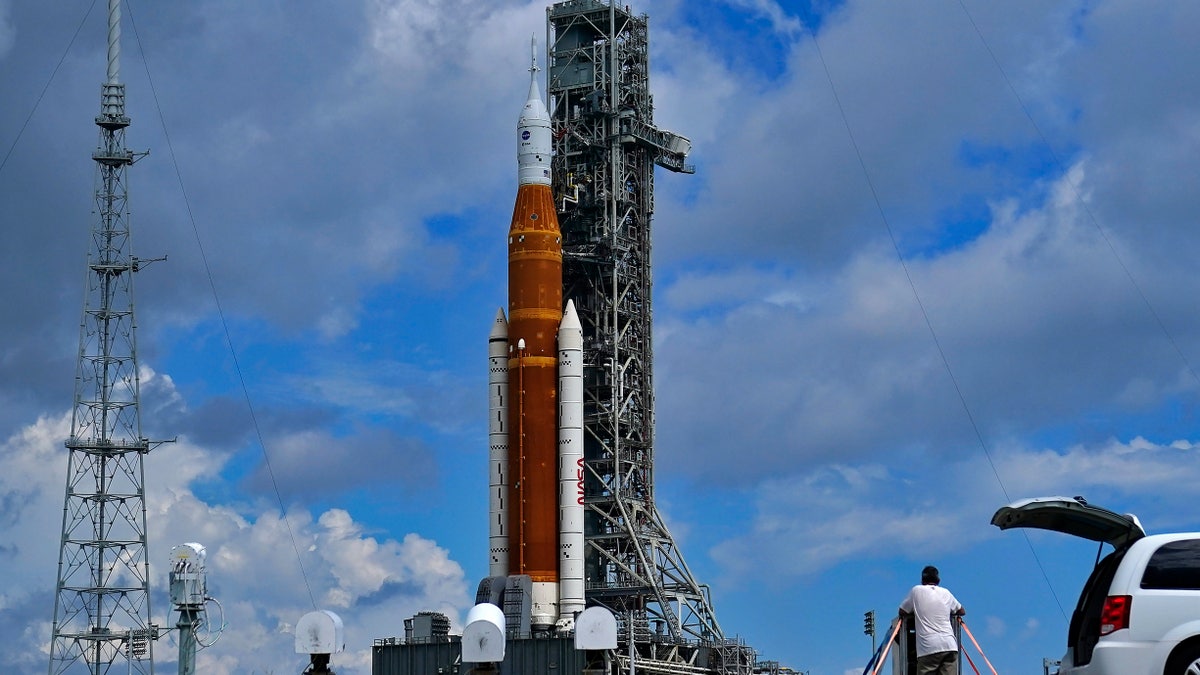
[521,130,531,140]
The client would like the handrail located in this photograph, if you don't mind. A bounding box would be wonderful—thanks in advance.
[959,618,999,675]
[860,630,888,675]
[863,615,998,675]
[960,644,982,675]
[868,618,905,675]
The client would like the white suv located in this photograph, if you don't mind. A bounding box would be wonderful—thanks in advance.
[992,497,1200,675]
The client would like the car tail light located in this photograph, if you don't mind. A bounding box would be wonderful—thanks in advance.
[1099,595,1131,635]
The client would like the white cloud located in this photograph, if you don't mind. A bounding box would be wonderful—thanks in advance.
[725,0,804,37]
[1,375,469,673]
[655,157,1200,487]
[0,2,13,60]
[710,435,1200,584]
[0,412,72,595]
[4,1,1200,673]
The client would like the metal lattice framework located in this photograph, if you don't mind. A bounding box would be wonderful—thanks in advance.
[547,2,741,662]
[48,2,158,672]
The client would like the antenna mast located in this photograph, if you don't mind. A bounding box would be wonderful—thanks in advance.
[48,0,160,672]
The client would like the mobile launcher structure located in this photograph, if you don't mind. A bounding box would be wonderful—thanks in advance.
[374,3,776,675]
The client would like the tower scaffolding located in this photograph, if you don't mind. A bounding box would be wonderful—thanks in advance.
[546,4,750,671]
[47,1,162,672]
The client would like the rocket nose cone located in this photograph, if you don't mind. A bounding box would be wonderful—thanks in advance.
[491,307,509,339]
[559,300,581,331]
[558,300,582,350]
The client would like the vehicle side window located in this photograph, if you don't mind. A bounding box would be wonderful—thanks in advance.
[1142,539,1200,590]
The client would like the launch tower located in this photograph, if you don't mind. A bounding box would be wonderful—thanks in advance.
[377,4,764,675]
[547,3,749,669]
[47,1,161,672]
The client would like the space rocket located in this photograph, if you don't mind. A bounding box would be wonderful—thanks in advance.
[486,39,586,633]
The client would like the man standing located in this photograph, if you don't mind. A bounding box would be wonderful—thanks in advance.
[898,565,965,675]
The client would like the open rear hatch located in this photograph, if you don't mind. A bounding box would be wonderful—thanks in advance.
[991,496,1145,548]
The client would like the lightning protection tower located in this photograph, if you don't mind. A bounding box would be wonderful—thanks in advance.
[547,4,752,672]
[48,1,161,672]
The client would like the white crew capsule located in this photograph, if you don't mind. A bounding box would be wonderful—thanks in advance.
[517,36,551,187]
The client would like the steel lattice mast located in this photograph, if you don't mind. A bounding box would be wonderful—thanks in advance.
[547,3,747,666]
[48,0,158,672]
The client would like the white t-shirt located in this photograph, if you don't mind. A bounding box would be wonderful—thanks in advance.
[899,583,962,657]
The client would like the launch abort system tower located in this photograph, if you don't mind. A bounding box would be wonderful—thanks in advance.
[547,1,742,662]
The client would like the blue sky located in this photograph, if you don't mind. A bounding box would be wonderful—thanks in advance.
[2,0,1200,673]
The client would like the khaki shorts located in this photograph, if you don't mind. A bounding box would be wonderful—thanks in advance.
[916,650,957,675]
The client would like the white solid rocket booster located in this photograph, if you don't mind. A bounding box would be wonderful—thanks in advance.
[488,309,509,578]
[557,300,585,623]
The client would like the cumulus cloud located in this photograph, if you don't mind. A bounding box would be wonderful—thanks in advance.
[655,159,1200,486]
[5,1,1200,673]
[710,435,1200,584]
[0,385,468,674]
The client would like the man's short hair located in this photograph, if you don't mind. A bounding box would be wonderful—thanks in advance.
[921,565,940,584]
